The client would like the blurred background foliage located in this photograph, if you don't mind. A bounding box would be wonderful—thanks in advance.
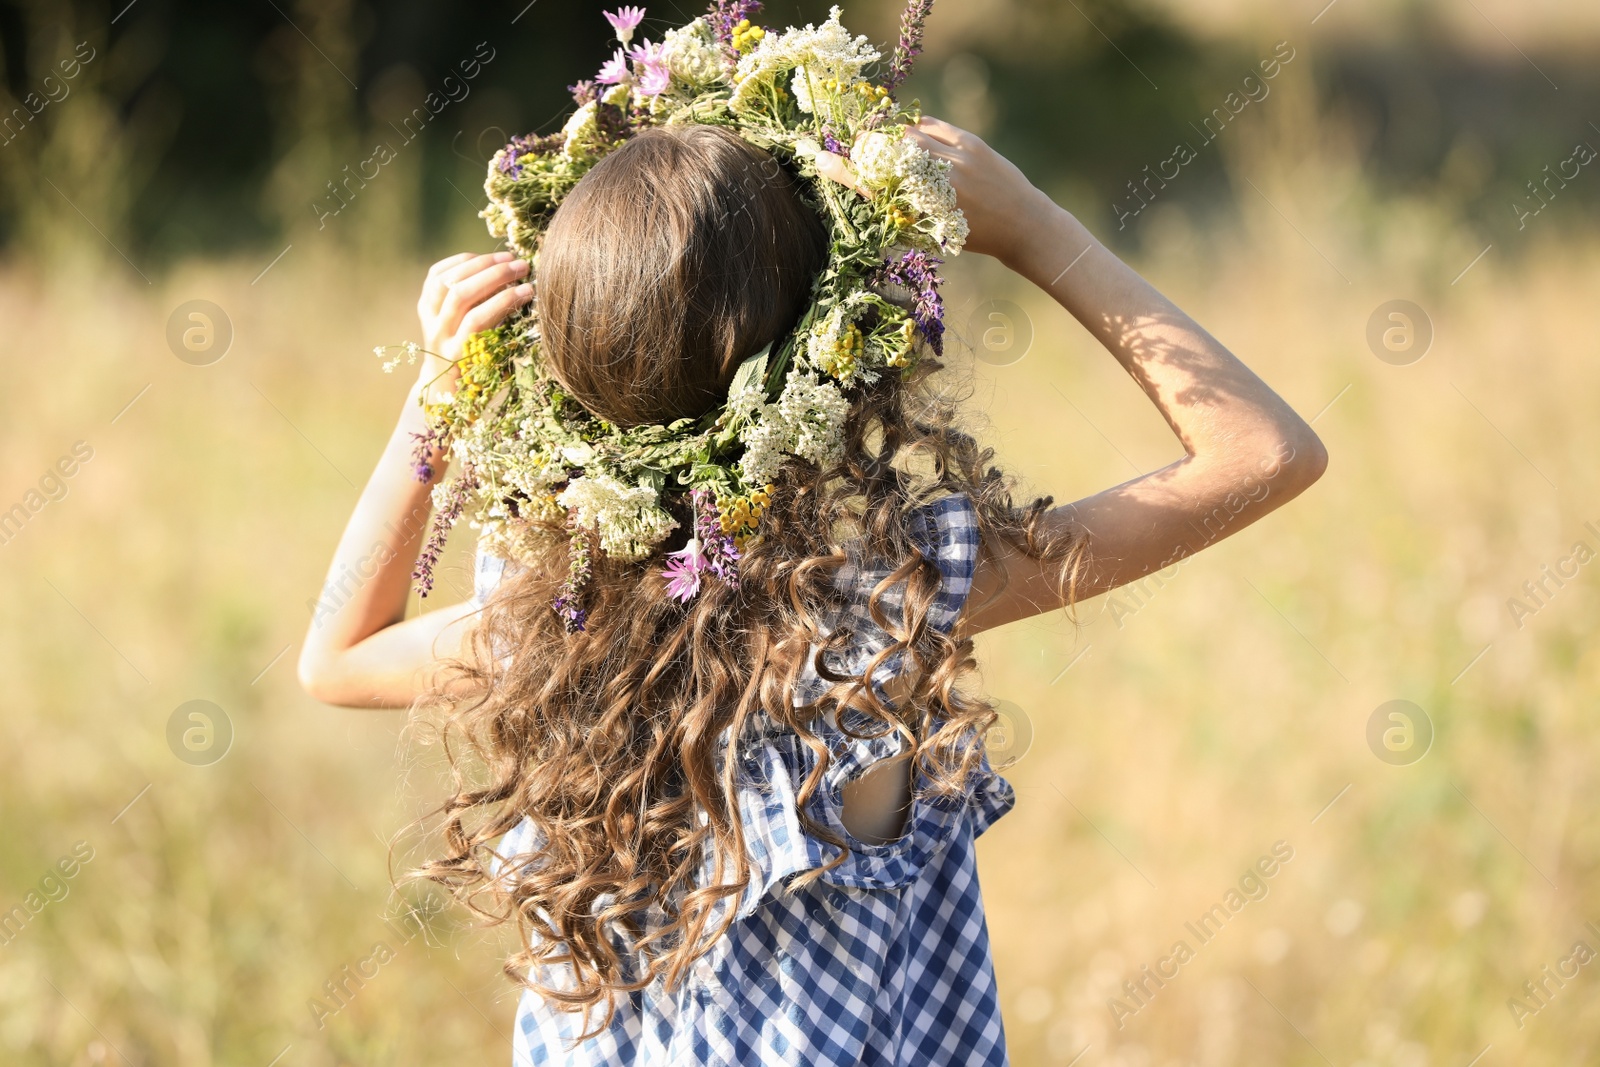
[2,0,1597,266]
[2,1,1599,1065]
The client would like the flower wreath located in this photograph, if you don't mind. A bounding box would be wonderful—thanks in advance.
[379,1,963,631]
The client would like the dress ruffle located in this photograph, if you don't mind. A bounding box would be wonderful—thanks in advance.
[706,492,1007,917]
[712,710,1014,918]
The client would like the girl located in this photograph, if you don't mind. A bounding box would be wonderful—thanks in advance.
[299,115,1326,1064]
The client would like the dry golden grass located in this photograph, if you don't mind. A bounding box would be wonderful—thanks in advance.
[2,128,1599,1067]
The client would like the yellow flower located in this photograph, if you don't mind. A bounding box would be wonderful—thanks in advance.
[717,484,775,537]
[887,319,917,369]
[819,322,865,379]
[731,20,765,55]
[457,332,495,372]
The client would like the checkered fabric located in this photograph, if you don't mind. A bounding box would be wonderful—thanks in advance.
[473,494,1014,1066]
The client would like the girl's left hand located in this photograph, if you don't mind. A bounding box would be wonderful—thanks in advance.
[414,250,533,393]
[811,117,1056,265]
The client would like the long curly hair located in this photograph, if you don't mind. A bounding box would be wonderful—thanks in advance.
[412,125,1086,1036]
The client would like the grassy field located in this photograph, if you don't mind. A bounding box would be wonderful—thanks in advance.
[3,111,1599,1067]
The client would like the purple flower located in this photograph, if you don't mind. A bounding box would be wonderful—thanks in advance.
[604,6,647,45]
[596,48,630,85]
[885,0,935,93]
[497,131,565,177]
[552,593,588,632]
[553,525,592,633]
[707,0,763,46]
[593,100,635,143]
[409,429,440,482]
[694,491,741,586]
[873,249,947,357]
[636,59,671,96]
[569,80,599,105]
[821,126,849,158]
[413,469,476,597]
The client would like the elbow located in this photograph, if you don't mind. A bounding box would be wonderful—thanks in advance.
[1291,424,1329,488]
[1268,422,1328,497]
[296,646,339,705]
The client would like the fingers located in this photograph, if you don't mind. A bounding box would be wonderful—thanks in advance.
[419,252,485,318]
[426,252,475,279]
[436,257,530,338]
[905,127,958,161]
[439,250,513,287]
[419,250,514,321]
[814,151,866,196]
[459,282,534,336]
[914,115,969,147]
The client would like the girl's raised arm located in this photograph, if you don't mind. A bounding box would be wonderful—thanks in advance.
[891,118,1328,636]
[296,251,532,708]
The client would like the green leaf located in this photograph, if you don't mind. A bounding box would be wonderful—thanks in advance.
[727,344,771,402]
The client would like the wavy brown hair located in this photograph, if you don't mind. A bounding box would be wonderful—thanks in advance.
[413,125,1087,1036]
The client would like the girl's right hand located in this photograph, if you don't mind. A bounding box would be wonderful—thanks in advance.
[414,250,533,392]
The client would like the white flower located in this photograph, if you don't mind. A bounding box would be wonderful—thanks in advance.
[561,101,600,158]
[806,305,843,363]
[735,368,850,484]
[926,211,970,254]
[852,129,969,254]
[738,419,788,488]
[778,370,849,469]
[560,443,595,466]
[556,473,678,560]
[661,19,724,87]
[724,372,767,430]
[730,6,879,115]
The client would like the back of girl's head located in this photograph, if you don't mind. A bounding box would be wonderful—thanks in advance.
[537,125,829,427]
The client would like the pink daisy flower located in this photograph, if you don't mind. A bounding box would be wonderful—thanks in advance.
[596,48,630,85]
[604,6,647,46]
[661,538,708,602]
[627,38,664,65]
[636,59,672,96]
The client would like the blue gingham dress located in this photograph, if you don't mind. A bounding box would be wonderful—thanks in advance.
[473,493,1014,1066]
